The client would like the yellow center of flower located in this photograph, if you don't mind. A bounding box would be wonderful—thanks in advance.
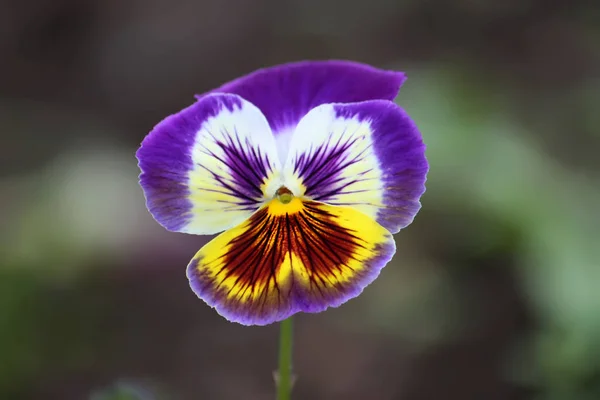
[276,186,294,204]
[268,186,303,216]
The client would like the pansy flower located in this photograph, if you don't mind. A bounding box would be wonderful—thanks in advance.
[136,60,428,326]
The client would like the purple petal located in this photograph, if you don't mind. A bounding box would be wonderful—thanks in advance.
[136,93,280,235]
[283,100,428,234]
[199,60,406,137]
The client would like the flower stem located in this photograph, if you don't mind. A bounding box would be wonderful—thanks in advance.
[277,317,294,400]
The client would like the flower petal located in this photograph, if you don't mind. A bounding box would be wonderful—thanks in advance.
[200,60,406,163]
[187,198,395,326]
[283,100,428,234]
[136,93,280,235]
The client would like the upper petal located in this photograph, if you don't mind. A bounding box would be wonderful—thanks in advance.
[136,93,280,235]
[201,60,405,135]
[283,100,428,234]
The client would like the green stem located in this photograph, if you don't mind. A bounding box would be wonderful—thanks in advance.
[277,317,294,400]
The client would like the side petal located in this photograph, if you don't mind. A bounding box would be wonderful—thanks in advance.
[136,93,280,235]
[283,100,428,234]
[199,60,406,163]
[187,198,395,326]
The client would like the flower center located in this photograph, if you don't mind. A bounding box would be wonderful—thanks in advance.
[276,186,294,204]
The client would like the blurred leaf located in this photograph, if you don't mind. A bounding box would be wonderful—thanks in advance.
[90,382,156,400]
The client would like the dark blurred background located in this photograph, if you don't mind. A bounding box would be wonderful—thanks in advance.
[1,0,599,399]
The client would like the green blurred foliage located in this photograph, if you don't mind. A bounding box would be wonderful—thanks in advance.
[90,382,155,400]
[397,65,600,399]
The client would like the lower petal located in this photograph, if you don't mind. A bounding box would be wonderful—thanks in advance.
[186,198,395,325]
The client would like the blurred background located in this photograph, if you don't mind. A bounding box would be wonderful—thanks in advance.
[1,0,599,399]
